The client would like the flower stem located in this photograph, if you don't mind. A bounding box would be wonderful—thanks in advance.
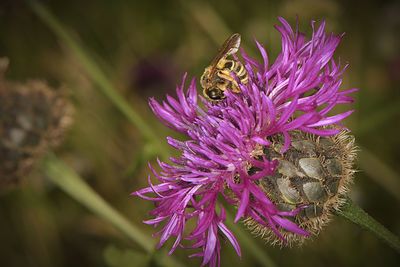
[28,0,169,160]
[336,199,400,254]
[42,155,185,267]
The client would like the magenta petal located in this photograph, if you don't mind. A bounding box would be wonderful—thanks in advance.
[143,216,167,225]
[252,136,271,146]
[217,222,242,257]
[235,188,249,223]
[202,225,218,266]
[255,40,269,72]
[272,215,309,236]
[307,110,354,127]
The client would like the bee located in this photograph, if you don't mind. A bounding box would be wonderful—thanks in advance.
[200,33,248,101]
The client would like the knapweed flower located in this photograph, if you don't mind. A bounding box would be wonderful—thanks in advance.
[133,18,356,266]
[0,58,73,188]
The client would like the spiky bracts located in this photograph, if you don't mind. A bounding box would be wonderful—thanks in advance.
[244,130,357,246]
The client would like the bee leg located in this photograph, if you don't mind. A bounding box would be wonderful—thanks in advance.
[217,70,233,81]
[217,70,241,93]
[230,82,241,93]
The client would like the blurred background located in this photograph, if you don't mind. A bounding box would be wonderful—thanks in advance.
[0,0,399,266]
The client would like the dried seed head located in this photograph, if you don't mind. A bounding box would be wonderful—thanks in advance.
[0,60,73,188]
[244,130,357,246]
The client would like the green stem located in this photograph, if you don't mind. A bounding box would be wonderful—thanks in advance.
[42,155,185,267]
[28,0,169,160]
[336,199,400,253]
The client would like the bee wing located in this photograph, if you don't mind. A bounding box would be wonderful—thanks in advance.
[209,33,241,75]
[220,33,241,56]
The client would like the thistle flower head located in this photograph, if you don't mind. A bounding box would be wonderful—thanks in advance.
[133,18,356,266]
[0,58,73,188]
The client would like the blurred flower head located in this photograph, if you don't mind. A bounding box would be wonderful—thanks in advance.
[0,58,73,188]
[133,18,356,266]
[130,55,178,100]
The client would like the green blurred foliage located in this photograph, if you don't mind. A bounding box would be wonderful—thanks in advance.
[0,0,399,266]
[104,245,150,267]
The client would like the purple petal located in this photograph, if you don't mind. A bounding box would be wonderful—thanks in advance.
[217,222,241,257]
[235,188,249,223]
[202,225,218,266]
[272,215,309,236]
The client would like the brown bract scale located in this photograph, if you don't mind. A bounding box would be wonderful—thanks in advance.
[244,130,357,246]
[0,59,73,188]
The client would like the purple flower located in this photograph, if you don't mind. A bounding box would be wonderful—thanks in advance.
[133,17,356,267]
